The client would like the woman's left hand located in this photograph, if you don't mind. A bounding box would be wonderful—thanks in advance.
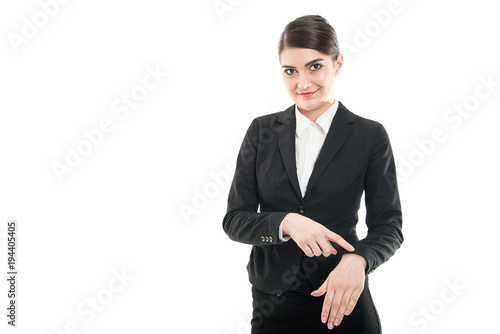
[311,253,367,330]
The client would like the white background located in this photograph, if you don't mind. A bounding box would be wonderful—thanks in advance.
[1,0,499,333]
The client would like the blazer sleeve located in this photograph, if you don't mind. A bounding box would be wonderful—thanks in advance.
[350,123,404,274]
[222,118,290,246]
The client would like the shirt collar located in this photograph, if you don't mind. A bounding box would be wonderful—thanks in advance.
[295,98,339,137]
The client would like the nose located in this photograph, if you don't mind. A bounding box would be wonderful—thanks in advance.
[297,72,311,90]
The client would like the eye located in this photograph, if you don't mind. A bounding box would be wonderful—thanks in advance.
[284,69,296,75]
[310,63,322,71]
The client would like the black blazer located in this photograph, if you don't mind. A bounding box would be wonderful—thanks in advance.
[223,101,403,295]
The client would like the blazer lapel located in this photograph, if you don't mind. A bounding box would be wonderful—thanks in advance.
[304,102,355,200]
[275,105,304,203]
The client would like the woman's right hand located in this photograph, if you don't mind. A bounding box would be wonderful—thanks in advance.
[282,213,355,257]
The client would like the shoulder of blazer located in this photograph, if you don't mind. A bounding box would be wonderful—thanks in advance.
[243,105,295,142]
[338,101,386,135]
[249,104,295,128]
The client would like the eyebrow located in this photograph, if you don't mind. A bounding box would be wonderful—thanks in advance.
[281,58,325,69]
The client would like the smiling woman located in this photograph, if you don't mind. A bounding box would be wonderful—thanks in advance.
[278,16,341,122]
[223,15,403,334]
[280,47,341,122]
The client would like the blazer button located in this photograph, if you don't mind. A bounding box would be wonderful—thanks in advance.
[261,236,265,243]
[265,236,269,242]
[269,236,273,243]
[299,206,305,214]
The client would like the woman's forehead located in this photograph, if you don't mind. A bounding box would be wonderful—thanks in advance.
[279,47,332,66]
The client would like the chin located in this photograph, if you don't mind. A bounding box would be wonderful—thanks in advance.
[297,100,322,111]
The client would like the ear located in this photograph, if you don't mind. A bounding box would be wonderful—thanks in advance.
[334,54,344,76]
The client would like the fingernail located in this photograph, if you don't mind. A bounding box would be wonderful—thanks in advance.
[350,246,355,251]
[322,316,327,324]
[328,322,333,330]
[334,319,340,327]
[345,309,350,316]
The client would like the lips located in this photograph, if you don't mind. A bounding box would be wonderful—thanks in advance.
[298,89,318,97]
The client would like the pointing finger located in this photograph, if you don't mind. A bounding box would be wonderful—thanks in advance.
[326,231,355,252]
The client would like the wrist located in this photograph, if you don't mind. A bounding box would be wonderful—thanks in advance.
[281,213,297,236]
[341,253,367,270]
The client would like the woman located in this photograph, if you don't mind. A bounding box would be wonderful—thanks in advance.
[223,15,403,333]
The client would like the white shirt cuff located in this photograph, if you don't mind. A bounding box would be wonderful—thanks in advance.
[278,217,291,242]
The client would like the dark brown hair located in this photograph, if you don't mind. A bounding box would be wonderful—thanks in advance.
[278,15,340,61]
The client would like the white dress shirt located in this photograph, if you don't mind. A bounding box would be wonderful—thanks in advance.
[278,98,339,242]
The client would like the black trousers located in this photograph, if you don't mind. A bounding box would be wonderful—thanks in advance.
[251,277,382,334]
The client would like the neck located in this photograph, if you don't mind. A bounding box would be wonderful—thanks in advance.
[297,98,335,122]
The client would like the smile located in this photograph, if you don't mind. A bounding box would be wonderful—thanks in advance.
[298,89,319,97]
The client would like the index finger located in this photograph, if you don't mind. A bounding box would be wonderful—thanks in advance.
[326,231,355,252]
